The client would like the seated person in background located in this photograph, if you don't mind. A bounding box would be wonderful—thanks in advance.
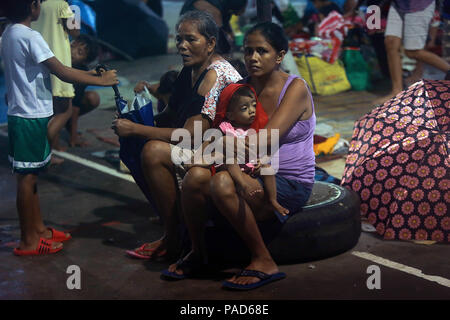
[68,35,100,147]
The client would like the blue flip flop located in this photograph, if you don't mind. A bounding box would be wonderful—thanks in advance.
[161,256,207,281]
[222,269,286,290]
[161,268,187,280]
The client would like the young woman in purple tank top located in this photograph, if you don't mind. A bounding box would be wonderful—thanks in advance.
[164,22,316,290]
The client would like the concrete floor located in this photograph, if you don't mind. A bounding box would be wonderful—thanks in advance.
[0,52,449,300]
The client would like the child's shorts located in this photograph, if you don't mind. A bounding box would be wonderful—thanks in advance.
[8,116,51,174]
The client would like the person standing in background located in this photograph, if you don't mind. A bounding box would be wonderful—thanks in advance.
[373,0,450,105]
[32,0,79,162]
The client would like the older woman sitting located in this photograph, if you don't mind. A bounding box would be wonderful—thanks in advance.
[112,10,242,260]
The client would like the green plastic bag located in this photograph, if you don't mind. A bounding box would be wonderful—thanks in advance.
[342,49,371,91]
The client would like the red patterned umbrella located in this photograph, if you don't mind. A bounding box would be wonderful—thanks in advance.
[342,79,449,242]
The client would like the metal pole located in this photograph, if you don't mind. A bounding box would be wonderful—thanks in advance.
[257,0,272,23]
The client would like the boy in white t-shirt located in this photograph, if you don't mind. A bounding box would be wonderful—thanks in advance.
[1,0,118,256]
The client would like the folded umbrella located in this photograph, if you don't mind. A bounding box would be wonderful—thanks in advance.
[99,65,157,212]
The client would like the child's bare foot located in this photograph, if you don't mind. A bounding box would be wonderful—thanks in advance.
[69,136,89,147]
[52,143,68,152]
[50,155,65,165]
[270,199,289,216]
[18,236,63,252]
[240,184,263,199]
[372,90,402,106]
[37,227,71,241]
[404,75,422,88]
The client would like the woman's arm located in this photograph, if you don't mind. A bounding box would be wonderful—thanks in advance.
[112,112,211,143]
[113,68,217,142]
[247,78,312,152]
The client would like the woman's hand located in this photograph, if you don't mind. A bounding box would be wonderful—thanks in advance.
[112,118,136,137]
[134,81,150,93]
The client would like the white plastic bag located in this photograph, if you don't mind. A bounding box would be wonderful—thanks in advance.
[131,86,152,111]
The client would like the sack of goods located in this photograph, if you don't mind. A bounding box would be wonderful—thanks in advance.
[295,55,351,96]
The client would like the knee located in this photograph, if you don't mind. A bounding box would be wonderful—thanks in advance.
[141,140,169,169]
[85,91,100,108]
[182,167,211,193]
[404,49,420,60]
[384,36,400,52]
[210,172,236,202]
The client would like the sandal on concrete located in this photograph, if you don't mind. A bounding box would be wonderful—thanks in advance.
[13,238,63,256]
[161,254,207,281]
[126,243,167,260]
[222,269,286,291]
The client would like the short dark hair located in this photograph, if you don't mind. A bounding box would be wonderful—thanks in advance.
[157,70,179,95]
[74,34,99,64]
[244,22,289,53]
[176,10,218,44]
[228,86,255,113]
[2,0,36,23]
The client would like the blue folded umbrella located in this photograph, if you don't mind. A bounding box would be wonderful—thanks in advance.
[112,82,157,213]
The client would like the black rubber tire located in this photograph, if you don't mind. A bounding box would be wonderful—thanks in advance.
[205,182,361,265]
[268,181,362,264]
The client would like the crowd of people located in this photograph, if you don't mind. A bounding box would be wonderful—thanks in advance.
[0,0,448,290]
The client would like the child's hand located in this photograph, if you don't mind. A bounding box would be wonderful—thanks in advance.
[101,70,119,86]
[112,118,135,137]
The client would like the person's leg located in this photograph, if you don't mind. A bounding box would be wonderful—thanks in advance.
[403,2,450,74]
[167,167,212,275]
[210,171,279,286]
[261,173,289,216]
[47,97,73,152]
[70,91,100,147]
[404,50,450,73]
[29,179,70,240]
[69,106,82,147]
[405,61,424,87]
[16,173,62,251]
[138,140,181,258]
[373,5,403,105]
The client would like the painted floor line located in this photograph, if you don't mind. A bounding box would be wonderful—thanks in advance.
[352,251,450,288]
[52,150,135,183]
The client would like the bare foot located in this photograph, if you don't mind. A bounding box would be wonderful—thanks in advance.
[38,227,71,241]
[167,250,205,276]
[270,199,289,216]
[226,257,279,286]
[404,75,422,88]
[372,90,403,106]
[50,155,65,165]
[132,239,166,258]
[69,137,89,147]
[18,236,63,252]
[239,184,263,199]
[53,145,68,152]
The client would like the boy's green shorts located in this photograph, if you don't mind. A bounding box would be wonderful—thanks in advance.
[8,116,51,174]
